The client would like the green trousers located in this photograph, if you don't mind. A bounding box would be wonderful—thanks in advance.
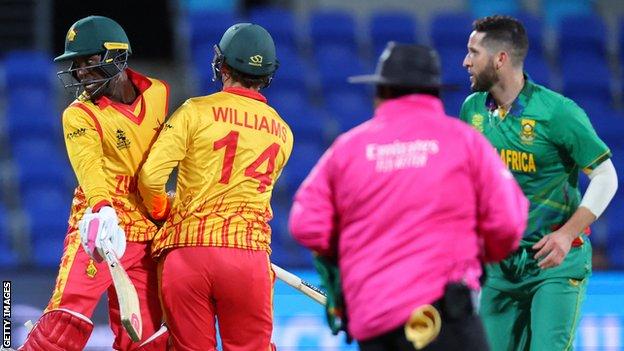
[479,240,591,351]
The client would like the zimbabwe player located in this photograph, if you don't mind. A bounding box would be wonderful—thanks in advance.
[137,23,291,350]
[460,16,618,351]
[19,16,168,351]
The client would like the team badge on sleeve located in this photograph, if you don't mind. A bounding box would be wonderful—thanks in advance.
[520,119,536,144]
[471,114,484,132]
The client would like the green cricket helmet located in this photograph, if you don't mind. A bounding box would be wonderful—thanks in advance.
[55,16,131,99]
[212,23,279,87]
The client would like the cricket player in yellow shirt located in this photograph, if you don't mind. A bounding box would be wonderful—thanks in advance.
[19,16,168,351]
[138,23,292,350]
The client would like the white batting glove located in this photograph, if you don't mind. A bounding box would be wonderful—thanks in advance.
[78,206,127,261]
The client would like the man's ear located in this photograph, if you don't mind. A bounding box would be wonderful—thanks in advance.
[496,51,509,70]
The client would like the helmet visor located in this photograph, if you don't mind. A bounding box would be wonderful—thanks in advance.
[56,50,128,99]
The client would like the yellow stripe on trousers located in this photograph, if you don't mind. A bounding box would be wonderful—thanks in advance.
[46,231,82,311]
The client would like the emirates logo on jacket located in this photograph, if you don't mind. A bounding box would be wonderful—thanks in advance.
[116,129,131,150]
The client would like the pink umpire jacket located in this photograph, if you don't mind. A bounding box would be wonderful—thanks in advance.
[289,94,528,341]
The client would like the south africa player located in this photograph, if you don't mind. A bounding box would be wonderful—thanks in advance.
[19,16,168,351]
[460,16,618,350]
[137,23,291,350]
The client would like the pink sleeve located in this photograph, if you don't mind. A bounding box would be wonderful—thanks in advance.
[289,146,338,257]
[470,130,528,262]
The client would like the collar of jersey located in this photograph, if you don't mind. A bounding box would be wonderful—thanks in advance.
[94,69,151,125]
[94,69,151,109]
[223,87,267,103]
[375,93,445,120]
[484,74,535,118]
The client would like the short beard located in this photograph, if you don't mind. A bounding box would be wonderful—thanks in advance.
[471,61,499,92]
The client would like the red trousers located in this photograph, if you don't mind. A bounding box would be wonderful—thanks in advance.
[45,228,163,350]
[160,246,275,351]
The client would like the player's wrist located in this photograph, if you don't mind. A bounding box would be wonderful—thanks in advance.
[555,228,578,243]
[92,200,112,213]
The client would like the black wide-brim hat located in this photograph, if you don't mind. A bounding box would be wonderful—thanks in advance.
[349,42,453,89]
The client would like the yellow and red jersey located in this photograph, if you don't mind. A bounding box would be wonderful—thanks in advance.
[138,87,293,257]
[62,69,169,242]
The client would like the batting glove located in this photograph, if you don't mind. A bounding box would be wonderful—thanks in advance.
[78,206,127,261]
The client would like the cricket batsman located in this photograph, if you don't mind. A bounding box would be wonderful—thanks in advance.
[461,16,619,350]
[137,23,291,350]
[19,16,168,351]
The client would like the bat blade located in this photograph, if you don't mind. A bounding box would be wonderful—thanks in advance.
[271,263,327,305]
[102,240,143,342]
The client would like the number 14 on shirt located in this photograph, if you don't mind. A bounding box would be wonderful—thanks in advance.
[213,130,281,193]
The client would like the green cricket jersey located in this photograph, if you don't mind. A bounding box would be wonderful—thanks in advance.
[460,78,611,247]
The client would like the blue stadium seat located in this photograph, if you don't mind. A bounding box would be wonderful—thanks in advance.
[191,42,215,70]
[6,90,59,141]
[620,18,624,65]
[271,170,322,269]
[282,140,325,192]
[270,46,311,91]
[268,200,289,264]
[542,0,592,30]
[264,89,327,142]
[524,55,551,87]
[315,43,369,90]
[22,185,71,240]
[430,12,473,51]
[23,185,71,268]
[3,50,55,92]
[188,11,240,54]
[437,48,470,87]
[12,138,74,192]
[32,237,65,268]
[442,89,471,117]
[309,10,358,51]
[469,0,520,18]
[559,14,607,57]
[270,200,313,268]
[516,13,544,58]
[0,204,18,267]
[324,88,373,132]
[182,0,236,12]
[249,6,298,50]
[605,182,624,268]
[195,71,219,96]
[436,48,471,116]
[369,12,418,58]
[561,53,611,106]
[590,109,624,149]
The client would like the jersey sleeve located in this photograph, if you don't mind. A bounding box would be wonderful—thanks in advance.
[459,96,471,123]
[289,144,338,257]
[469,129,528,262]
[550,99,611,171]
[62,106,111,208]
[138,99,198,219]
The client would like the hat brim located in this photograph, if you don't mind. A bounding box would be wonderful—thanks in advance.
[54,47,114,62]
[348,74,459,90]
[347,74,391,85]
[54,51,79,62]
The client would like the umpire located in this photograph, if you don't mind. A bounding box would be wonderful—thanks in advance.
[289,42,529,351]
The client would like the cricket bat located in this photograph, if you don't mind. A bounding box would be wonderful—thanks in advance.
[271,263,327,305]
[101,238,143,342]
